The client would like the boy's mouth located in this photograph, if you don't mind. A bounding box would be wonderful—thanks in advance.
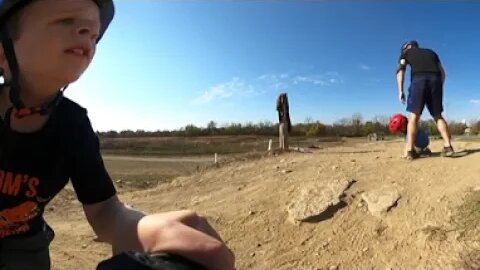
[65,44,92,59]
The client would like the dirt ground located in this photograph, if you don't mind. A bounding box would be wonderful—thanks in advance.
[45,139,480,270]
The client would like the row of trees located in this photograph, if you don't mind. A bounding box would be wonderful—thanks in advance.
[98,114,479,138]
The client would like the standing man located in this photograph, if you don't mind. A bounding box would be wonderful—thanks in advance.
[276,93,292,150]
[396,40,454,160]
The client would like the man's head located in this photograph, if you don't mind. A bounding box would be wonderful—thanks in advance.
[401,40,419,53]
[0,0,113,117]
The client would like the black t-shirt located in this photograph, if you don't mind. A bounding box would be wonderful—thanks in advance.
[0,97,116,239]
[398,47,441,77]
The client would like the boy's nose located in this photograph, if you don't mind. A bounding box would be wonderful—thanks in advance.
[76,24,100,41]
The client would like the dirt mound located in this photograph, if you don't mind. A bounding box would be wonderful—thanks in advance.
[46,139,480,269]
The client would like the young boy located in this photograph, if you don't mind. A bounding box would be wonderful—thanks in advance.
[0,1,235,270]
[389,113,432,160]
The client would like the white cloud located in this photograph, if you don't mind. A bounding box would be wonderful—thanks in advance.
[198,71,343,105]
[257,74,271,81]
[360,64,370,71]
[469,99,480,105]
[194,78,255,104]
[292,72,342,87]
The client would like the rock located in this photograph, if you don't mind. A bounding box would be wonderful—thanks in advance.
[455,231,462,240]
[329,265,339,270]
[82,244,87,249]
[350,159,356,163]
[332,166,339,170]
[357,202,363,208]
[248,210,256,216]
[287,179,353,222]
[115,179,122,183]
[362,247,369,252]
[250,252,256,257]
[274,165,280,170]
[282,170,293,174]
[362,187,401,217]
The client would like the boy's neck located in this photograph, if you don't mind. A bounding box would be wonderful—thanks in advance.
[0,80,64,111]
[18,75,65,107]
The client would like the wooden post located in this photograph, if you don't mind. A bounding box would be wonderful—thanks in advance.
[268,139,273,151]
[277,92,290,151]
[214,153,218,164]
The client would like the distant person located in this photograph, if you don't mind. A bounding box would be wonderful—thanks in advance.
[396,40,454,160]
[0,1,234,270]
[276,93,292,150]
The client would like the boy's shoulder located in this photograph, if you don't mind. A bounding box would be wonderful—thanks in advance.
[58,96,86,112]
[53,96,90,130]
[57,96,88,119]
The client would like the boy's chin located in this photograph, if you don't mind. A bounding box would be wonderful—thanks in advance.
[61,72,85,84]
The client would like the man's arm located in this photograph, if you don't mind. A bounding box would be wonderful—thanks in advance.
[438,62,446,85]
[396,68,405,93]
[396,61,406,104]
[83,196,235,270]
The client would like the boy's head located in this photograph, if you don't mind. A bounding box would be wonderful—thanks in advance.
[0,0,113,116]
[389,113,408,134]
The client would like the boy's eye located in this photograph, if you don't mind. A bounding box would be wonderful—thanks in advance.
[57,18,75,24]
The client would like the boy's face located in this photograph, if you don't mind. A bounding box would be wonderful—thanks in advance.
[3,0,101,88]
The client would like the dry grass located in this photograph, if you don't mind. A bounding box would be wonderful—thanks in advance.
[452,189,480,241]
[452,189,480,270]
[99,136,345,157]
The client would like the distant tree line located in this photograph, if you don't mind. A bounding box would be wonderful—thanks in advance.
[97,114,478,138]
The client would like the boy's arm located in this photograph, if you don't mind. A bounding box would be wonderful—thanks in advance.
[83,197,235,270]
[71,110,234,270]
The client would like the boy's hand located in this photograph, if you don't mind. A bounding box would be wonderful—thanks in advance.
[399,91,405,104]
[130,211,236,270]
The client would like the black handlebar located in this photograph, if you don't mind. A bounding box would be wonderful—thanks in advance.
[96,251,208,270]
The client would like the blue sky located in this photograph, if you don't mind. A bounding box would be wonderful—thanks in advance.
[68,1,480,131]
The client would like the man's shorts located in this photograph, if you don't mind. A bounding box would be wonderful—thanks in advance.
[406,74,443,117]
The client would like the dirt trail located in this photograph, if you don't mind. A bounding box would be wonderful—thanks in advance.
[103,154,215,163]
[46,139,480,270]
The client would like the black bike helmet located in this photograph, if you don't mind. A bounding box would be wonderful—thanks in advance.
[401,40,419,52]
[0,0,114,119]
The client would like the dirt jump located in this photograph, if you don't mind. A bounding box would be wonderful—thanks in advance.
[46,139,480,270]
